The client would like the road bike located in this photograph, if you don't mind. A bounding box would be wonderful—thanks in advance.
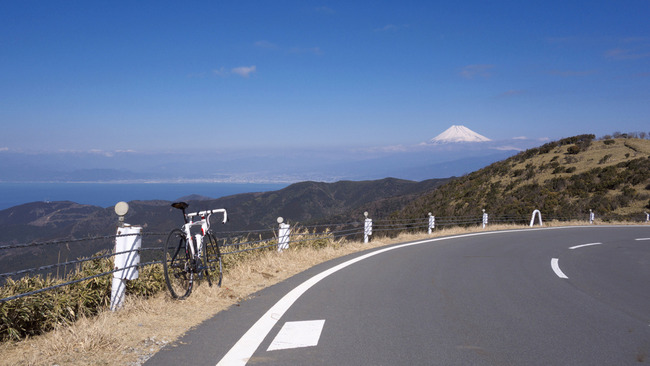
[163,202,227,299]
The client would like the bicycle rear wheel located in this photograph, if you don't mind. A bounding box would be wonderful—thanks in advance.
[163,229,193,299]
[203,233,223,287]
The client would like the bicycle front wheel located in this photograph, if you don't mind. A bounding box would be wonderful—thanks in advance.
[203,233,223,287]
[163,229,193,299]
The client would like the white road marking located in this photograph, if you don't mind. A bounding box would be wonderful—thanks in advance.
[267,320,325,351]
[635,238,650,241]
[551,258,568,279]
[569,242,602,250]
[216,226,603,366]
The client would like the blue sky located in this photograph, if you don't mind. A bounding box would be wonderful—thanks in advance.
[1,0,649,155]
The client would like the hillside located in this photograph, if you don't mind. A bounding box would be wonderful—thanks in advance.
[396,135,650,221]
[0,177,451,276]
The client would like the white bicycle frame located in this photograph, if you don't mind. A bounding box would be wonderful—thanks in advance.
[182,208,227,258]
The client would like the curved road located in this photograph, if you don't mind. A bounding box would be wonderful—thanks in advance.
[147,226,650,365]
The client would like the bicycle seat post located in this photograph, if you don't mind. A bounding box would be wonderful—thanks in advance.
[171,202,190,224]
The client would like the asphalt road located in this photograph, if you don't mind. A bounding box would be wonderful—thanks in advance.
[146,226,650,365]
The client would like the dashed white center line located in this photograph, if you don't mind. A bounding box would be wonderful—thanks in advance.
[635,238,650,241]
[267,320,325,351]
[569,242,602,250]
[551,258,568,279]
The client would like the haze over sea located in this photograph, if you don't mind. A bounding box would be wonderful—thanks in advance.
[0,182,288,211]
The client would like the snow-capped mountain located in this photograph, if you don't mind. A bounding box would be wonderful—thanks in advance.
[430,125,492,143]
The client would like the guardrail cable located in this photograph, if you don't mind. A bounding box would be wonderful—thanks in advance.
[2,213,632,303]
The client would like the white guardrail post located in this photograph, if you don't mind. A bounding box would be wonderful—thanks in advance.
[364,211,372,243]
[111,202,141,311]
[589,209,595,224]
[482,209,488,229]
[645,211,649,223]
[530,209,543,227]
[428,212,435,234]
[277,217,291,252]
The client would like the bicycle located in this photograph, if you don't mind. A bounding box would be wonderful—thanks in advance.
[163,202,227,299]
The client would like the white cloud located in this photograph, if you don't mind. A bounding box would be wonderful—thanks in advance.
[254,40,277,49]
[289,47,323,55]
[604,48,650,60]
[231,65,257,78]
[376,24,399,32]
[548,69,596,77]
[374,24,410,32]
[89,149,114,157]
[499,90,526,97]
[492,145,524,151]
[513,136,528,140]
[213,67,228,77]
[315,6,335,14]
[0,147,8,152]
[460,64,494,79]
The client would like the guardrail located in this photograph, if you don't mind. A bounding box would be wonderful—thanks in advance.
[1,209,648,306]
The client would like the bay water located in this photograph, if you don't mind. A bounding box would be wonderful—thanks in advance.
[0,182,288,210]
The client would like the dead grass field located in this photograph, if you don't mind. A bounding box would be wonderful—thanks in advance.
[0,221,646,365]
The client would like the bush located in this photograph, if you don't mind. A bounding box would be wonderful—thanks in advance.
[599,154,612,164]
[552,166,566,174]
[566,145,581,155]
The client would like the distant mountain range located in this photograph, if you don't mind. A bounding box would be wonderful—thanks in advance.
[0,125,539,183]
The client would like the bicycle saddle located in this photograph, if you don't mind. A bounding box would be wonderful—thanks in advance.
[171,202,189,210]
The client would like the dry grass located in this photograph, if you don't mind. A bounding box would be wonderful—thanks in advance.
[509,138,650,182]
[1,221,647,365]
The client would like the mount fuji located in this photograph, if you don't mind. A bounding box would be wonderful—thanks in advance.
[430,125,491,143]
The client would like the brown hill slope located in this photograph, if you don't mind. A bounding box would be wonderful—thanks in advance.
[396,135,650,221]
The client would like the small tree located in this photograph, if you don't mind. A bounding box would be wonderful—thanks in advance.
[567,145,581,154]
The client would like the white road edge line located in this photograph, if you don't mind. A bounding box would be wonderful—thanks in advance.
[216,226,580,366]
[569,242,602,250]
[551,258,568,279]
[635,238,650,241]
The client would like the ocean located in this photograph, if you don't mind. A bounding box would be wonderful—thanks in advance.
[0,182,288,210]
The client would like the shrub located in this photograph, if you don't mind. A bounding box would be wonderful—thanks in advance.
[598,154,612,164]
[564,156,578,164]
[566,145,581,155]
[552,166,566,174]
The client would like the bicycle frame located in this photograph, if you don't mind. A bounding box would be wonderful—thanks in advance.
[182,208,228,257]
